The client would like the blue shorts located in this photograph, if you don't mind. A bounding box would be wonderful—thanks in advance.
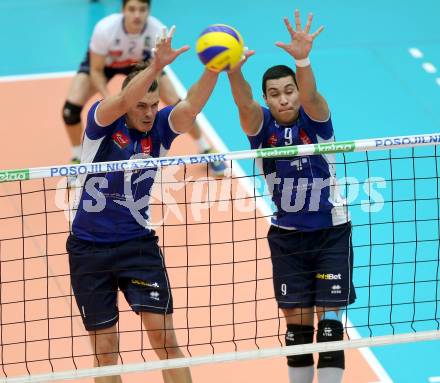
[268,222,356,309]
[66,234,173,331]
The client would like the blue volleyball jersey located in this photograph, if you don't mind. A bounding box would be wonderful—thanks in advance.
[72,101,179,242]
[249,106,349,231]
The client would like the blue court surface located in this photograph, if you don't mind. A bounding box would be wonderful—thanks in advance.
[1,0,440,381]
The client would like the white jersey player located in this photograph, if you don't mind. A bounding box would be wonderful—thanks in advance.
[62,0,225,176]
[86,13,163,70]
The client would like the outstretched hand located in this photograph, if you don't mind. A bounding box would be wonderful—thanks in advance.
[152,26,190,69]
[228,48,255,74]
[275,9,324,59]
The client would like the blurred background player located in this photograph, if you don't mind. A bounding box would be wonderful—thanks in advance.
[67,26,220,383]
[62,0,225,176]
[227,10,355,383]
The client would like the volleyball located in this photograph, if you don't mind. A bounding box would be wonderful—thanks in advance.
[196,24,244,72]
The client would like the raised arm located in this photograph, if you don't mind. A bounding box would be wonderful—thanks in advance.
[276,10,329,121]
[226,52,263,136]
[95,27,189,127]
[169,69,219,134]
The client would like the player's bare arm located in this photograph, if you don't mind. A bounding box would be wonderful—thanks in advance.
[276,9,329,121]
[158,73,181,105]
[227,50,263,136]
[96,26,189,127]
[170,69,219,134]
[89,51,111,98]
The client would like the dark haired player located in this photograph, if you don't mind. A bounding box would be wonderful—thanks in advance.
[227,9,355,383]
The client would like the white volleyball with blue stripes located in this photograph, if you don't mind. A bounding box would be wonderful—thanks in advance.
[196,24,244,72]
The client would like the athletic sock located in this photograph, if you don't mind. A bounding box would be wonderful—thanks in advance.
[317,367,343,383]
[288,366,314,383]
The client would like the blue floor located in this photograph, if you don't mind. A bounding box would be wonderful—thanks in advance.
[1,0,440,381]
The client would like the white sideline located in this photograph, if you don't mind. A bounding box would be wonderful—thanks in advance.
[0,71,75,82]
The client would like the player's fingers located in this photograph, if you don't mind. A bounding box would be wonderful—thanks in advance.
[155,32,164,47]
[244,48,255,58]
[311,25,324,39]
[294,9,302,31]
[284,18,296,37]
[175,45,190,56]
[167,25,176,39]
[241,48,255,61]
[275,42,289,52]
[161,26,167,40]
[304,13,313,34]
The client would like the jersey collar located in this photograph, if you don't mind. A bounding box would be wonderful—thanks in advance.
[274,118,299,129]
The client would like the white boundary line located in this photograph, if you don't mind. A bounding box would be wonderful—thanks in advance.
[343,314,392,383]
[408,47,440,87]
[0,71,75,83]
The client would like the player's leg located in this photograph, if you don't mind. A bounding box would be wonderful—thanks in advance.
[267,226,316,383]
[158,73,226,176]
[314,307,344,383]
[314,222,356,383]
[66,235,121,382]
[142,312,192,383]
[63,72,97,160]
[118,235,192,382]
[282,307,315,383]
[63,50,101,162]
[89,325,122,383]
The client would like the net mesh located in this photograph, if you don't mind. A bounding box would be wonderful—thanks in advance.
[0,143,439,380]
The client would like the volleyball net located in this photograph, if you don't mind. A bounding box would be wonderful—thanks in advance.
[1,133,440,382]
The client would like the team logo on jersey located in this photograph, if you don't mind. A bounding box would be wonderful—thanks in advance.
[144,36,151,48]
[299,129,312,145]
[268,133,278,147]
[109,50,123,57]
[114,38,120,46]
[112,131,130,149]
[140,136,152,156]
